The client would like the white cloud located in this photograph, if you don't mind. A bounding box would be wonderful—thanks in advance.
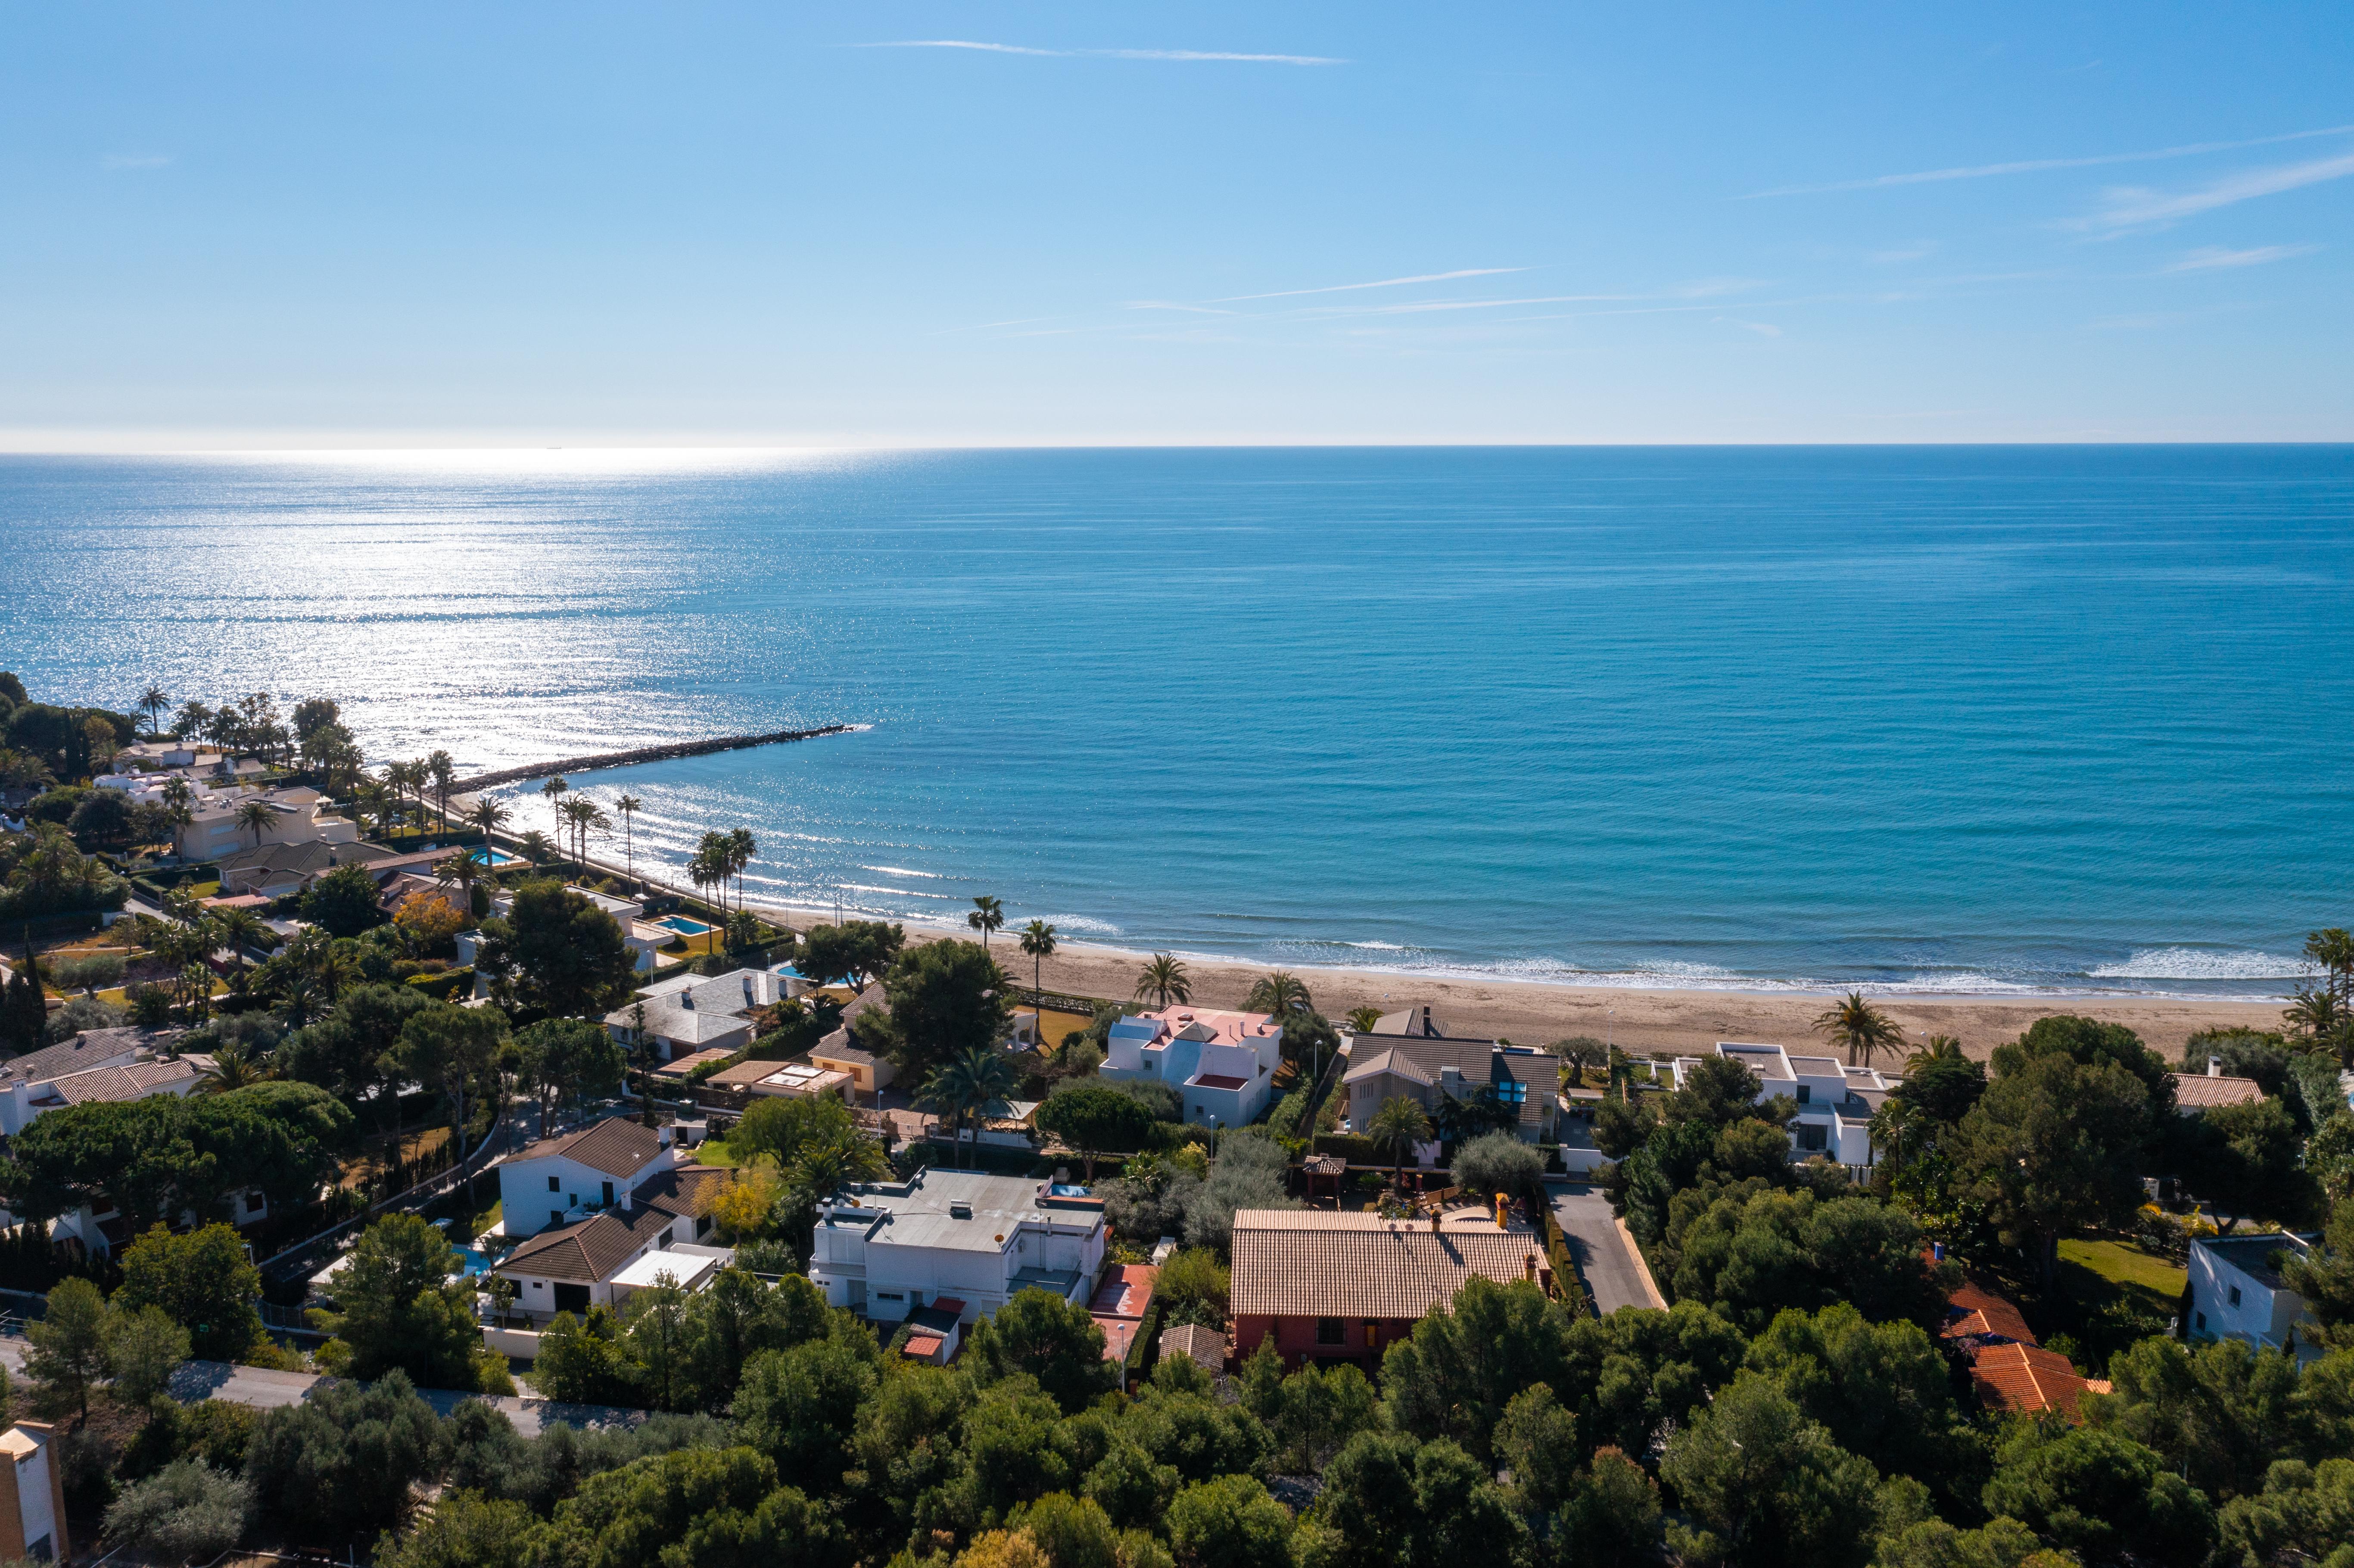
[2079,150,2354,231]
[2164,243,2321,272]
[1212,268,1529,302]
[859,40,1343,65]
[101,153,171,170]
[1747,123,2354,198]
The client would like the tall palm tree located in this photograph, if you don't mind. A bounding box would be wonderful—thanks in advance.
[2284,986,2348,1048]
[539,775,570,838]
[1369,1094,1432,1192]
[614,794,643,886]
[467,795,511,856]
[1019,921,1057,1045]
[968,895,1005,951]
[1244,970,1314,1018]
[136,684,170,737]
[585,801,614,871]
[352,780,391,840]
[519,829,553,865]
[234,799,275,849]
[1814,991,1904,1069]
[172,699,211,740]
[1134,952,1191,1009]
[2304,927,2354,1008]
[693,831,732,918]
[726,828,756,912]
[560,796,598,867]
[426,750,457,832]
[1346,1005,1384,1034]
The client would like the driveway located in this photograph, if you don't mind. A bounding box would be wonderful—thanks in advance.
[0,1339,642,1438]
[1547,1180,1666,1315]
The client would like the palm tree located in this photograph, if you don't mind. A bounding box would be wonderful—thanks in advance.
[1134,952,1191,1009]
[519,829,553,865]
[136,684,170,737]
[1369,1094,1432,1192]
[234,799,275,849]
[968,895,1005,951]
[467,795,511,856]
[426,750,456,831]
[560,796,597,868]
[2305,927,2354,1008]
[920,1045,1024,1167]
[2283,986,2349,1051]
[352,780,391,840]
[585,801,614,871]
[1813,990,1904,1069]
[1019,921,1058,1045]
[614,794,643,886]
[693,832,732,918]
[171,699,211,740]
[726,828,756,912]
[1346,1005,1383,1034]
[215,907,270,972]
[1903,1034,1967,1075]
[197,1043,275,1092]
[539,776,569,838]
[1244,970,1313,1018]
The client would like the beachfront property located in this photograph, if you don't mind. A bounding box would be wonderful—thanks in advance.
[806,1167,1108,1327]
[1228,1206,1549,1371]
[1341,1008,1560,1142]
[2188,1232,2325,1363]
[1099,1005,1283,1127]
[2170,1058,2268,1114]
[1668,1042,1892,1170]
[455,883,671,973]
[601,966,790,1063]
[213,838,449,900]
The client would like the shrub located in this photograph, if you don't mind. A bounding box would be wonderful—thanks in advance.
[51,952,125,994]
[1453,1132,1547,1210]
[403,967,474,1001]
[243,1371,445,1540]
[44,993,123,1042]
[102,1457,249,1562]
[1155,1249,1230,1330]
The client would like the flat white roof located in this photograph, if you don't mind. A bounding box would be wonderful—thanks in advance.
[611,1249,723,1291]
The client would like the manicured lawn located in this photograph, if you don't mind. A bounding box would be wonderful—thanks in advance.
[2057,1238,2186,1314]
[695,1137,742,1167]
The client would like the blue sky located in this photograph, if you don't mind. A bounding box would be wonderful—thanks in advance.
[5,3,2351,444]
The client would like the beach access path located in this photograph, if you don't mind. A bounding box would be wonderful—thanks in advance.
[1547,1180,1666,1315]
[0,1338,645,1438]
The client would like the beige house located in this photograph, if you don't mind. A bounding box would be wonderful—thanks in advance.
[174,783,360,862]
[810,984,897,1101]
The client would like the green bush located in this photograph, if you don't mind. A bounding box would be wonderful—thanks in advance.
[404,967,473,1001]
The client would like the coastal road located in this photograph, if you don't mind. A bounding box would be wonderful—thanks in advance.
[0,1339,643,1438]
[1547,1180,1666,1315]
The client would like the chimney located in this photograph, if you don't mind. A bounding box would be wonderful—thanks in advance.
[2208,1056,2222,1078]
[1525,1254,1538,1283]
[681,989,694,1010]
[1495,1192,1509,1229]
[1428,1208,1440,1234]
[620,1189,632,1212]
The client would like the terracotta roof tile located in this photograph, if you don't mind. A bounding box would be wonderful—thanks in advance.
[1230,1209,1545,1319]
[1160,1324,1227,1368]
[512,1117,667,1179]
[1943,1272,2037,1346]
[633,1165,734,1221]
[2171,1073,2266,1110]
[498,1204,678,1283]
[1970,1342,2095,1418]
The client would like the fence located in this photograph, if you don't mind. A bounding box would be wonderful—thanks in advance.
[257,1110,514,1285]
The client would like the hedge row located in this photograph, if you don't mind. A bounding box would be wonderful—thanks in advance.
[404,967,476,1001]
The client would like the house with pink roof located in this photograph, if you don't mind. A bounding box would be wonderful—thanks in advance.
[1100,1006,1284,1126]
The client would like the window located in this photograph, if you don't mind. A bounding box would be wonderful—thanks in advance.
[2228,1286,2242,1307]
[551,1209,564,1227]
[1796,1125,1827,1151]
[2195,1312,2206,1330]
[1315,1317,1345,1346]
[696,1215,712,1238]
[1796,1085,1811,1104]
[548,1176,560,1192]
[601,1181,615,1206]
[531,1281,545,1291]
[244,1191,265,1214]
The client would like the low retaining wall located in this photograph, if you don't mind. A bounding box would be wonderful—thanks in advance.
[484,1325,545,1359]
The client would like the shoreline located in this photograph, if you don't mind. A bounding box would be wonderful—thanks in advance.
[736,896,2291,1064]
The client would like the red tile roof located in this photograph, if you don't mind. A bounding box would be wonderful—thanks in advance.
[1971,1343,2102,1418]
[1230,1209,1543,1319]
[1943,1273,2037,1345]
[512,1118,668,1179]
[2171,1072,2265,1110]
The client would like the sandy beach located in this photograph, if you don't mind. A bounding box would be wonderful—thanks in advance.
[743,901,2287,1064]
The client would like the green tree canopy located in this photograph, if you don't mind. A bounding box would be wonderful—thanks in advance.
[875,937,1012,1080]
[1949,1051,2158,1285]
[302,861,391,938]
[319,1212,495,1391]
[967,1287,1118,1415]
[478,879,638,1018]
[1034,1083,1158,1179]
[116,1221,266,1361]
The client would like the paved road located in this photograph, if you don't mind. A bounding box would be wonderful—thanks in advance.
[0,1339,642,1438]
[1547,1180,1666,1315]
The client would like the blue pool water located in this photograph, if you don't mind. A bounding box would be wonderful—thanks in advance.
[3,447,2350,997]
[656,915,715,936]
[468,847,523,866]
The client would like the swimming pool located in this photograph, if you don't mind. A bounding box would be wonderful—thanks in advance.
[655,915,714,936]
[467,847,523,866]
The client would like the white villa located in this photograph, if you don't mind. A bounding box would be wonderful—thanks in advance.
[1099,1006,1283,1127]
[2189,1232,2326,1363]
[602,966,792,1062]
[1668,1042,1893,1170]
[807,1167,1108,1328]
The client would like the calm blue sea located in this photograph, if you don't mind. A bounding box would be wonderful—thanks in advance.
[5,447,2351,998]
